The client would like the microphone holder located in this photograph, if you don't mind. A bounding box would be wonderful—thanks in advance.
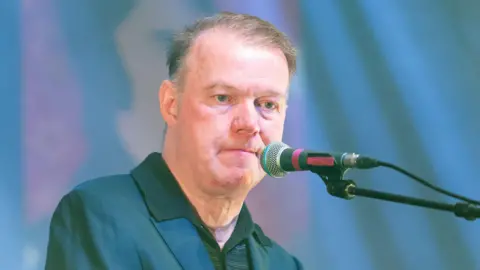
[314,171,480,221]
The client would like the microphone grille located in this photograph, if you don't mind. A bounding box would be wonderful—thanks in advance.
[260,142,289,178]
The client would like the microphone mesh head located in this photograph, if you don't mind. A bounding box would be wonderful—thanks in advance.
[260,142,289,178]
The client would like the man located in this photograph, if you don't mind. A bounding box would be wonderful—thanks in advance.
[45,12,302,269]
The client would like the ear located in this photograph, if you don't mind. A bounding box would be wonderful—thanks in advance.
[158,80,179,127]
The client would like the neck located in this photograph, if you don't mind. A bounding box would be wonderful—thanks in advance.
[162,138,244,228]
[181,188,244,228]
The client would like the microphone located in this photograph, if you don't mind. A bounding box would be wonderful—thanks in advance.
[260,142,380,178]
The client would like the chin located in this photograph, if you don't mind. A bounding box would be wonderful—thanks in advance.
[211,168,257,192]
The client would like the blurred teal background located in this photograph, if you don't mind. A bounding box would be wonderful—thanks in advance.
[2,0,480,269]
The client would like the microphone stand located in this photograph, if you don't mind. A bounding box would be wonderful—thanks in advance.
[313,170,480,221]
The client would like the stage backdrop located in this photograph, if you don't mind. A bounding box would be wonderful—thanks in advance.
[3,0,480,269]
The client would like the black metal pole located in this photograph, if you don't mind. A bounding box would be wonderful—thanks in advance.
[325,179,480,221]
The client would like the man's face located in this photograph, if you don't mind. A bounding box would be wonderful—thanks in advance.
[172,29,290,197]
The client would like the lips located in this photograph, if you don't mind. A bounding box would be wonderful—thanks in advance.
[229,149,256,153]
[223,148,260,157]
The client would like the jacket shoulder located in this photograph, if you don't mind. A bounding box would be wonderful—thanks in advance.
[73,174,136,197]
[60,174,149,218]
[46,175,147,269]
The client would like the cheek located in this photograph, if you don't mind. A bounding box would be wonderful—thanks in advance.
[260,119,285,143]
[183,105,230,149]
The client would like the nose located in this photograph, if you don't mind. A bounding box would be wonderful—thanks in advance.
[231,101,260,136]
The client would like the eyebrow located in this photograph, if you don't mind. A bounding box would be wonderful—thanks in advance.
[204,81,286,98]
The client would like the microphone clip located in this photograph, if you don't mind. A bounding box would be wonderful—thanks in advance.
[326,179,357,200]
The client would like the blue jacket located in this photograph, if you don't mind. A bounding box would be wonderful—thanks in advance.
[45,153,303,270]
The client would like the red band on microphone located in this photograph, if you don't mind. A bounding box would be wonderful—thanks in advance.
[307,156,335,166]
[292,149,304,171]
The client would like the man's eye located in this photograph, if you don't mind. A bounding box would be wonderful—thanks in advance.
[214,95,230,103]
[256,100,278,111]
[264,102,277,110]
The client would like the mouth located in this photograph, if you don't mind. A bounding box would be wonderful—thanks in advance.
[224,148,260,157]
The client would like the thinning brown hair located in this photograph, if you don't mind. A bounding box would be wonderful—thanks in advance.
[166,11,297,87]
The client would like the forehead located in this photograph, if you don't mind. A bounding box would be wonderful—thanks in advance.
[183,29,290,95]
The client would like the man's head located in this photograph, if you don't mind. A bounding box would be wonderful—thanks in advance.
[159,12,296,199]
